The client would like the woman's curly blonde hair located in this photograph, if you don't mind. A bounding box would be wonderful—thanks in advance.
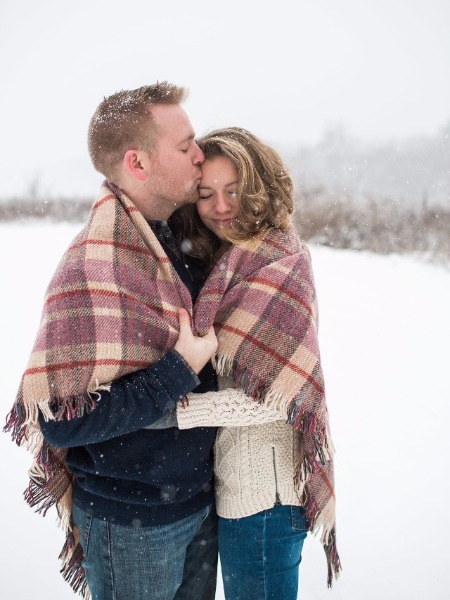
[174,127,294,269]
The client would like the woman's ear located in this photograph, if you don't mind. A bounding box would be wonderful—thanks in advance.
[123,150,147,181]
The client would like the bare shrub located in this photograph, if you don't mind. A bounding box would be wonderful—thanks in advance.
[0,198,91,223]
[1,191,449,263]
[294,187,450,263]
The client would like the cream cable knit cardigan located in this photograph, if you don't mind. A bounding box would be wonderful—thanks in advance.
[176,381,302,518]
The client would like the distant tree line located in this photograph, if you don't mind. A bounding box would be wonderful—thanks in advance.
[285,122,450,208]
[1,121,449,262]
[0,190,448,263]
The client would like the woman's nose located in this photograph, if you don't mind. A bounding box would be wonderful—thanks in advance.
[214,194,230,213]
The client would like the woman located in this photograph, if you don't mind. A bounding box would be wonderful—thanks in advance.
[174,128,341,599]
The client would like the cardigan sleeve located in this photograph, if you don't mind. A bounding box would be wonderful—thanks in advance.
[176,388,286,429]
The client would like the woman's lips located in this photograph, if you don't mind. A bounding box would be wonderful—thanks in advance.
[213,219,233,226]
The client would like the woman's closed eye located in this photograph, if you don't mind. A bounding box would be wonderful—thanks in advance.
[198,191,213,200]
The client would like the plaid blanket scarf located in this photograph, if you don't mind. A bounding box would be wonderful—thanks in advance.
[4,182,194,598]
[194,226,341,586]
[5,181,340,595]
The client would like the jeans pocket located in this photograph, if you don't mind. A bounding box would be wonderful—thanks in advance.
[73,506,93,559]
[193,505,211,535]
[291,506,309,531]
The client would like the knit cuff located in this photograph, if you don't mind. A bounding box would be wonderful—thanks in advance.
[177,393,218,429]
[177,388,285,429]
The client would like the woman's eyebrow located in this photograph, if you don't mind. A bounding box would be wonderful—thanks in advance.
[199,180,239,189]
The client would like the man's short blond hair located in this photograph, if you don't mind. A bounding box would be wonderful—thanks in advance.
[88,81,188,182]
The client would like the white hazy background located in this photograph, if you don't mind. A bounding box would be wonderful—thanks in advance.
[1,2,450,599]
[1,0,450,199]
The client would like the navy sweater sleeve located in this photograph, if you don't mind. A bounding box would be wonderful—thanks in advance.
[39,350,200,448]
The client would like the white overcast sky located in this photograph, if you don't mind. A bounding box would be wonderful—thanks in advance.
[0,0,449,198]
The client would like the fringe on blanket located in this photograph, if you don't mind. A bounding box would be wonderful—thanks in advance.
[299,485,342,586]
[4,405,91,598]
[59,534,91,599]
[216,352,342,586]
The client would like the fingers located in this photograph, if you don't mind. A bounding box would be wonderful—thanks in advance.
[177,308,191,335]
[204,326,217,343]
[177,307,190,322]
[176,309,216,346]
[174,310,217,373]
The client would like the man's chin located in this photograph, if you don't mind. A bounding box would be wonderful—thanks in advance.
[171,195,198,212]
[186,190,200,204]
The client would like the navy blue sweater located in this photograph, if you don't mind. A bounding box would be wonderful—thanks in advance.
[39,224,217,526]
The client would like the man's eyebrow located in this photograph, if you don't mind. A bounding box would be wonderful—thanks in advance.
[178,132,196,145]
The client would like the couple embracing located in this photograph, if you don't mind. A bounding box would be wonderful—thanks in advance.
[5,82,340,600]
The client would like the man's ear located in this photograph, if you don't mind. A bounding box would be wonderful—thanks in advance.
[123,150,147,181]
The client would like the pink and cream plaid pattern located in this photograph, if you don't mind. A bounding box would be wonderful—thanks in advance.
[194,226,341,585]
[5,182,194,598]
[5,182,340,596]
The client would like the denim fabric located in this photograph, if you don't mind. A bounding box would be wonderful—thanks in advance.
[219,505,309,600]
[72,503,218,600]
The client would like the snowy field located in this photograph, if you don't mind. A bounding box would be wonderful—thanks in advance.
[1,221,449,600]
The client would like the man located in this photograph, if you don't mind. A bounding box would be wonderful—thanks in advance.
[7,83,219,600]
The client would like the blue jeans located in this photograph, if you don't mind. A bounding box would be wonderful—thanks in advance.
[219,505,308,600]
[72,503,218,600]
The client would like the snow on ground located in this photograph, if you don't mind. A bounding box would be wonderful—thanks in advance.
[1,222,449,600]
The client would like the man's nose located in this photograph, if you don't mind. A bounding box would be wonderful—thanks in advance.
[193,144,205,165]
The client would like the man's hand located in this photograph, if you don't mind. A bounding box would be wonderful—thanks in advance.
[174,308,218,374]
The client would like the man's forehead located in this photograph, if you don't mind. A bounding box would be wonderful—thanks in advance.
[150,104,194,140]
